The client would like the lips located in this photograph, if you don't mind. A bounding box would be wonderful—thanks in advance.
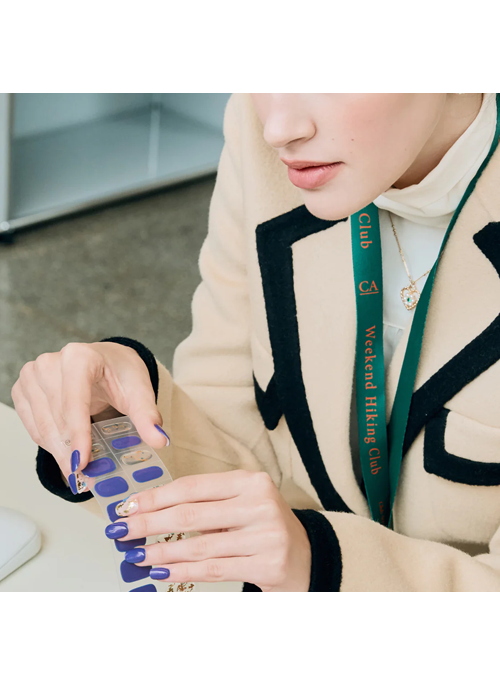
[284,161,344,190]
[281,159,340,170]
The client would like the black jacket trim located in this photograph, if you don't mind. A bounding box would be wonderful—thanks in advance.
[256,205,352,514]
[241,509,342,592]
[424,408,500,486]
[36,446,94,503]
[242,581,262,592]
[253,373,283,430]
[293,509,342,592]
[35,336,160,501]
[403,222,500,458]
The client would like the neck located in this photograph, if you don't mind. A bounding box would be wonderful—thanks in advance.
[392,93,484,190]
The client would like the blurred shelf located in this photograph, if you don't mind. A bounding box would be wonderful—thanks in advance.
[8,105,224,229]
[0,94,231,234]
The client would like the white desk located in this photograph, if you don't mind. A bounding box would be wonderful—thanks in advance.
[0,402,239,592]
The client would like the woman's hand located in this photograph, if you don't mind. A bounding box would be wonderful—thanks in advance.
[11,342,169,489]
[107,470,312,591]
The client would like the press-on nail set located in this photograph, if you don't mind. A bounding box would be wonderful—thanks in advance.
[81,415,195,593]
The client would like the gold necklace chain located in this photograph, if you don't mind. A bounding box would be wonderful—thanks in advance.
[389,213,431,311]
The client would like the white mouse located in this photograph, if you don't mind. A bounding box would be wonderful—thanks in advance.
[0,507,42,583]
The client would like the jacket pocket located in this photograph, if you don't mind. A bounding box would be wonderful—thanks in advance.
[424,407,500,486]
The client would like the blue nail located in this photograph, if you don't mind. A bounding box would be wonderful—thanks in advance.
[125,548,146,563]
[68,472,78,495]
[150,567,170,580]
[105,522,129,539]
[71,450,80,472]
[154,424,170,445]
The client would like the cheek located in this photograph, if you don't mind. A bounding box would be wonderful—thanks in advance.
[345,96,429,168]
[347,107,404,159]
[299,100,422,220]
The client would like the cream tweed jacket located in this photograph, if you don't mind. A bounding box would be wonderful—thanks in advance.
[38,93,500,591]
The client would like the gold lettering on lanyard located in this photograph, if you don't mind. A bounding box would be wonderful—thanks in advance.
[363,325,378,460]
[358,212,373,249]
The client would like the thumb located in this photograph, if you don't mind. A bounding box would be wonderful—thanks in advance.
[126,387,170,451]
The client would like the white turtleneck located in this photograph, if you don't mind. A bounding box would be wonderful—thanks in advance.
[349,92,498,485]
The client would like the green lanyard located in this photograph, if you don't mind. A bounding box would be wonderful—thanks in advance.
[350,93,500,528]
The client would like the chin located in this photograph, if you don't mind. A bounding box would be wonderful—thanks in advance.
[301,192,351,222]
[300,182,378,223]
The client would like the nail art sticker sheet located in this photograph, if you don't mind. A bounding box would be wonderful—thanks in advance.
[87,415,196,593]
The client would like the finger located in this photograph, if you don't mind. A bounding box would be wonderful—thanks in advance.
[117,470,252,517]
[13,378,86,494]
[32,355,81,476]
[121,369,165,450]
[129,531,255,567]
[96,342,166,451]
[111,499,247,540]
[150,556,262,585]
[32,352,67,435]
[18,364,72,475]
[60,343,100,471]
[12,379,43,445]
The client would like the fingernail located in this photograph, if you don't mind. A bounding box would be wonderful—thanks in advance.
[154,424,170,446]
[68,472,78,495]
[150,567,170,580]
[115,496,139,517]
[105,522,129,539]
[71,450,80,472]
[75,472,87,494]
[125,548,146,563]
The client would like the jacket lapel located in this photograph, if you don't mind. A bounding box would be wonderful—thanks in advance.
[256,205,367,514]
[387,143,500,456]
[255,140,500,515]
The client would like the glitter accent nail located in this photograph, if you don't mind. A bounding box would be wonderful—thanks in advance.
[115,494,139,517]
[75,472,88,494]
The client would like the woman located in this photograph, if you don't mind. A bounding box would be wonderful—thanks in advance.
[12,93,500,591]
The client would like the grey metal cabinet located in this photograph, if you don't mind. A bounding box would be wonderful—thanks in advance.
[0,93,230,235]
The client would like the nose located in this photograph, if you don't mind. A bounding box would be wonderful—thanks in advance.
[261,95,316,150]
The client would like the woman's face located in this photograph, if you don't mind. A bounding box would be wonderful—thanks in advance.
[251,93,449,221]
